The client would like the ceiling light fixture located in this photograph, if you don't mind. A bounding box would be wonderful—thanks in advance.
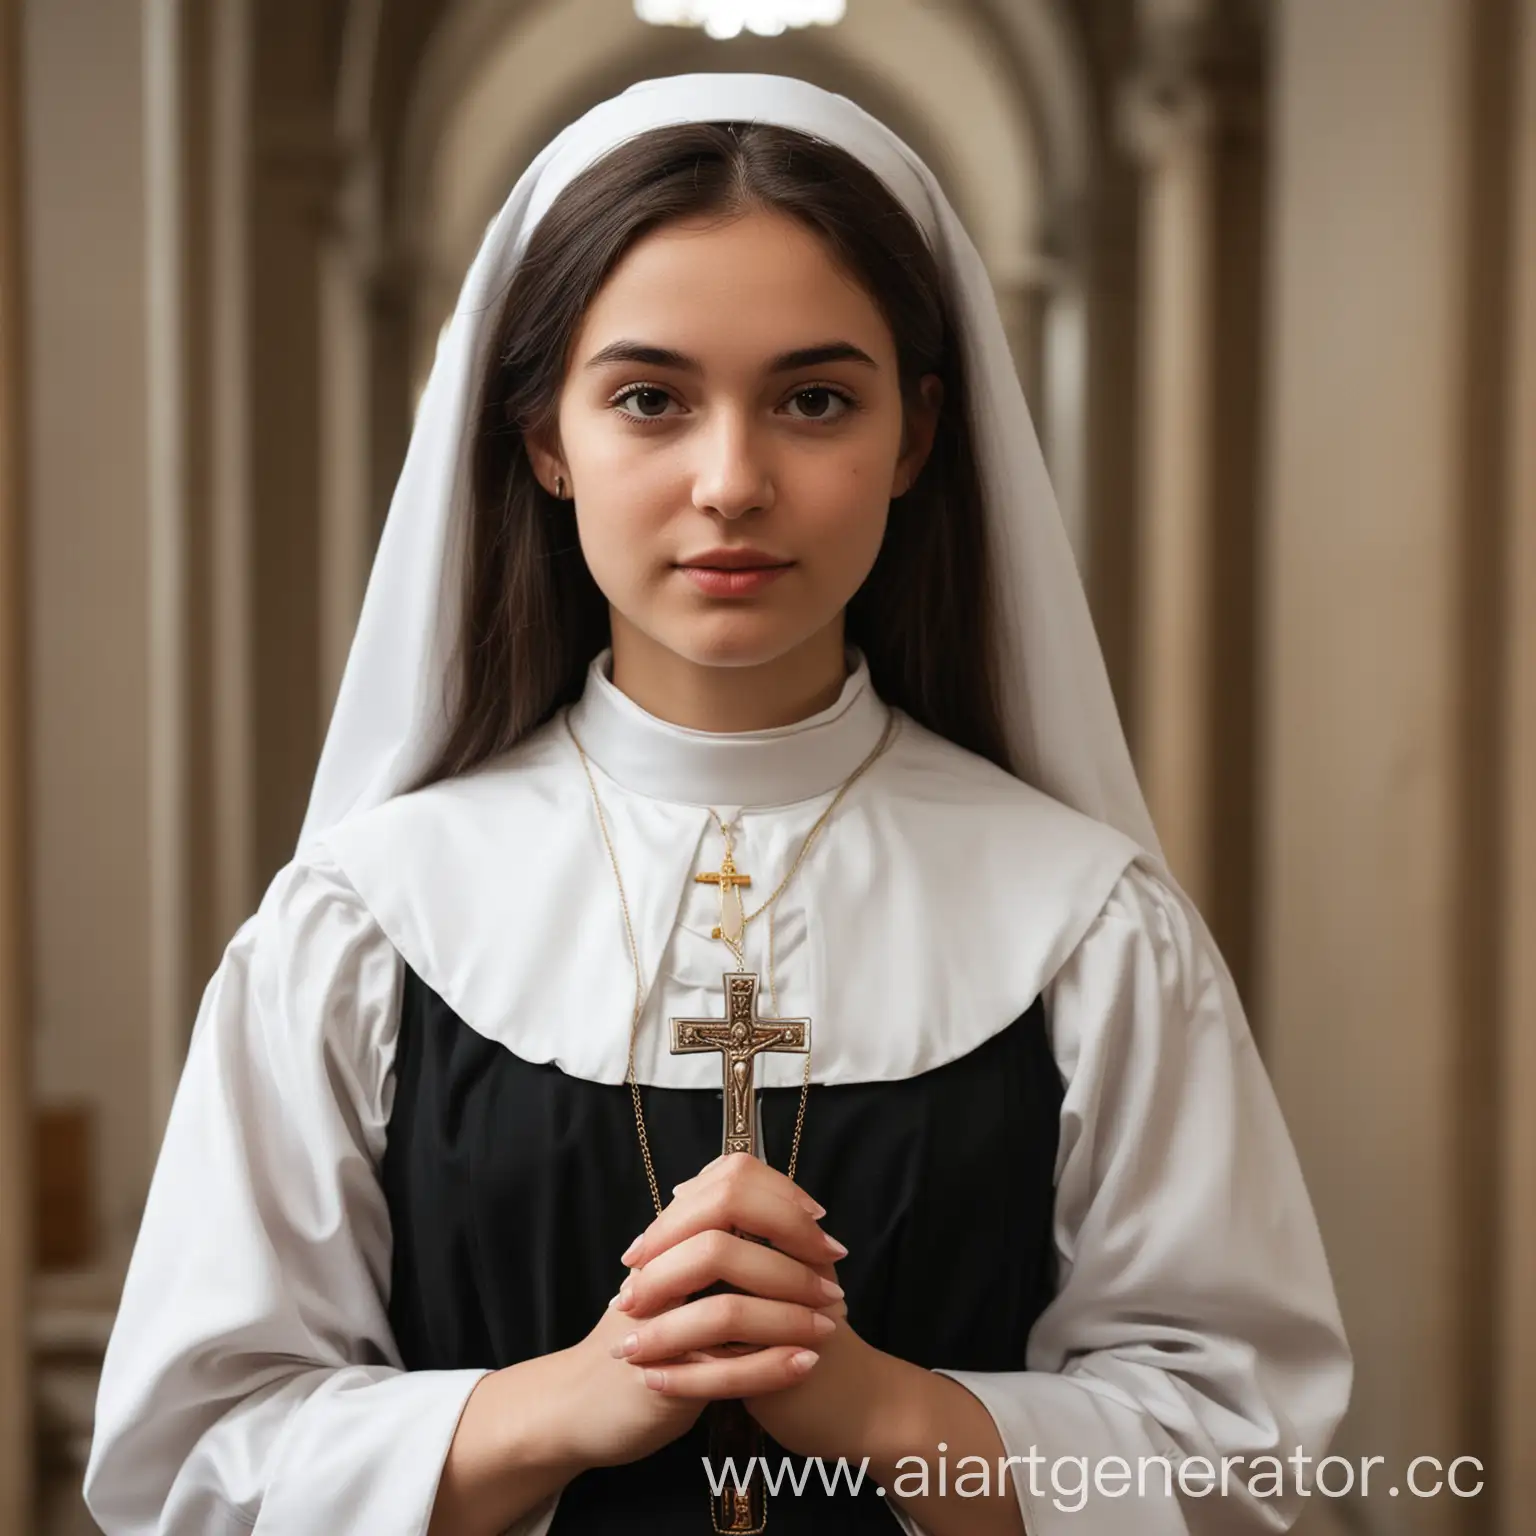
[633,0,847,42]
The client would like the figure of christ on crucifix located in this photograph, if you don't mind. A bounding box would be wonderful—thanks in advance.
[671,972,810,1158]
[670,974,812,1533]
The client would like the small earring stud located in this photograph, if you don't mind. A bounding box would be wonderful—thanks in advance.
[555,475,565,499]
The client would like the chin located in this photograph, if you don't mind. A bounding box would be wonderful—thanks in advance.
[657,611,821,672]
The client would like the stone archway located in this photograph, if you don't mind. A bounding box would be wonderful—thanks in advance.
[392,0,1042,380]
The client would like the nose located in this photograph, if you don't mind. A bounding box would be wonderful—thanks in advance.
[690,406,774,520]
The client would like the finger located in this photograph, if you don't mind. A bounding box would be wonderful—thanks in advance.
[610,1293,837,1364]
[626,1174,845,1269]
[805,1258,849,1321]
[623,1229,834,1314]
[669,1153,825,1219]
[617,1229,843,1316]
[637,1343,821,1399]
[680,1152,826,1214]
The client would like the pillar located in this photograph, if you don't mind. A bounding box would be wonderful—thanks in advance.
[1121,0,1265,997]
[0,0,33,1523]
[1262,2,1512,1528]
[1497,0,1536,1521]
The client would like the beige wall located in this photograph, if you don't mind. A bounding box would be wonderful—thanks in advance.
[1498,0,1536,1517]
[1263,0,1527,1528]
[1,0,32,1524]
[24,0,153,1271]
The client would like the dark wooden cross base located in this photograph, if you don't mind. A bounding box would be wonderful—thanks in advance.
[671,973,812,1533]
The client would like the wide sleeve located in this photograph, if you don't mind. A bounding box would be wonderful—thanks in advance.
[82,850,493,1535]
[931,860,1351,1535]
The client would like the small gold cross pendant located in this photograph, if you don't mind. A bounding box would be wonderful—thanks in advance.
[695,848,752,944]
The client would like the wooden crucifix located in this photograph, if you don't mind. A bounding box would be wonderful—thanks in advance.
[672,972,810,1157]
[671,973,812,1533]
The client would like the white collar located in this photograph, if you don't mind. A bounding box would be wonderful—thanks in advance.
[564,648,892,810]
[322,704,1142,1087]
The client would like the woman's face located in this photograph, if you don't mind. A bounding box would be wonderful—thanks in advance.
[533,207,940,675]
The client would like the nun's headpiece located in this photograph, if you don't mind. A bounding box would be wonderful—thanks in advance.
[298,73,1161,860]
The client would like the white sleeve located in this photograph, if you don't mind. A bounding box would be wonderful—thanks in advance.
[931,861,1351,1535]
[83,850,492,1535]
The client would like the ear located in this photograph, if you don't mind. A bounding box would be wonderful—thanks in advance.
[525,424,569,499]
[892,374,944,498]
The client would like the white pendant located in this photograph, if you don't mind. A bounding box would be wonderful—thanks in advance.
[720,882,746,944]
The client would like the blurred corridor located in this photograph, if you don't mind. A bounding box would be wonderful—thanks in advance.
[1,0,1533,1531]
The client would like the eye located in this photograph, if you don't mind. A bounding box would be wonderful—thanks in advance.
[608,383,680,422]
[780,386,857,423]
[606,382,858,425]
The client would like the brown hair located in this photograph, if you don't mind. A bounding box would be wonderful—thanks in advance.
[411,120,1009,791]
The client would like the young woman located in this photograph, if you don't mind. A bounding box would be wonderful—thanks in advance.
[84,74,1350,1536]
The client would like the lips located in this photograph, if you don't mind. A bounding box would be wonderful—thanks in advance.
[676,548,792,571]
[677,563,792,597]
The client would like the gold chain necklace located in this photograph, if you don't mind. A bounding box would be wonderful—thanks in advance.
[566,707,899,1214]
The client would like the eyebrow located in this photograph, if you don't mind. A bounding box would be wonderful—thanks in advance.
[582,339,880,373]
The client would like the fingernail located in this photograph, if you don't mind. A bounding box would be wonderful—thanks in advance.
[790,1350,819,1373]
[609,1332,639,1358]
[812,1313,837,1336]
[644,1368,667,1390]
[822,1233,848,1258]
[616,1279,635,1311]
[607,1292,622,1309]
[819,1278,844,1301]
[620,1232,645,1264]
[804,1199,827,1218]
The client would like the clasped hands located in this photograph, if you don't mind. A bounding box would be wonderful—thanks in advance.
[603,1150,885,1460]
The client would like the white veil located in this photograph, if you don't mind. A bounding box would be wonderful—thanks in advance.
[296,72,1162,861]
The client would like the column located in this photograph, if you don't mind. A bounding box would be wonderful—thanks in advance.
[145,0,194,1138]
[248,1,341,879]
[1498,0,1536,1521]
[0,0,32,1525]
[1261,3,1500,1528]
[1078,144,1141,748]
[1120,1,1264,995]
[208,0,257,946]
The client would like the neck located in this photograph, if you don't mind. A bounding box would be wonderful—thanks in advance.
[608,616,849,733]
